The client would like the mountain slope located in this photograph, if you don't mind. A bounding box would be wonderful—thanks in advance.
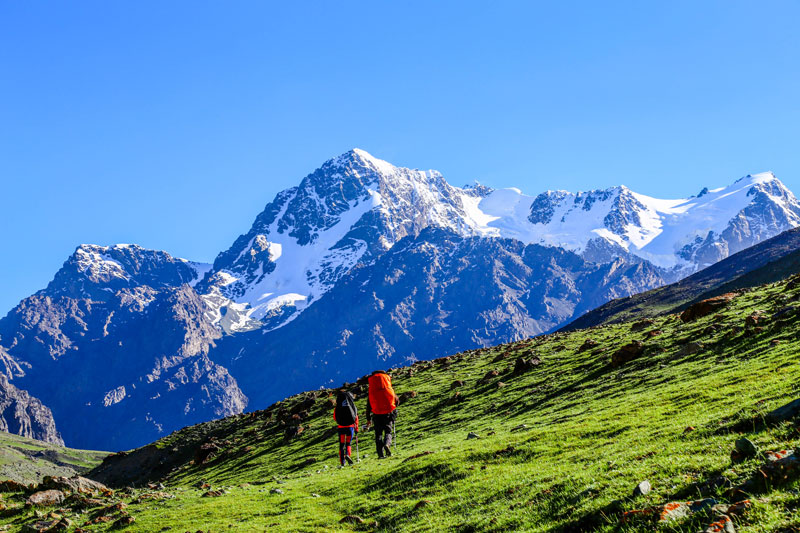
[54,273,800,532]
[0,431,106,484]
[2,150,799,451]
[564,226,800,330]
[0,374,62,445]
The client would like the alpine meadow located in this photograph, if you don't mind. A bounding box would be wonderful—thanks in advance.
[2,2,800,532]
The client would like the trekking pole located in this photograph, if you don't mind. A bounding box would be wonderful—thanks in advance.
[356,433,360,463]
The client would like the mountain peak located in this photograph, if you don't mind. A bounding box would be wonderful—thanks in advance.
[330,148,396,175]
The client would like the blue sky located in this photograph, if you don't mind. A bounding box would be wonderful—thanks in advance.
[2,1,799,313]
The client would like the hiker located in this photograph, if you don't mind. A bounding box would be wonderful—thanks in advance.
[365,370,398,458]
[333,390,359,466]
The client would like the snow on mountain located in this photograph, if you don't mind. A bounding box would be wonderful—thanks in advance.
[196,150,800,333]
[46,244,211,301]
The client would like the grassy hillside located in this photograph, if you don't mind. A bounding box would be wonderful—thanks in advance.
[0,432,107,484]
[564,227,800,330]
[1,276,800,531]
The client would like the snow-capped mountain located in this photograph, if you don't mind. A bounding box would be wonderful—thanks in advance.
[1,148,799,450]
[198,150,800,333]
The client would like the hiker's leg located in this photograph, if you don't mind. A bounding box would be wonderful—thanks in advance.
[383,421,393,450]
[374,420,386,457]
[339,433,347,465]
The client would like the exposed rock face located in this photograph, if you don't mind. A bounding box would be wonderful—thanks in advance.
[0,374,62,445]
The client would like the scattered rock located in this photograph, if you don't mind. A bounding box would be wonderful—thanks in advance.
[632,480,651,497]
[646,330,663,338]
[512,357,541,375]
[705,514,735,533]
[745,312,765,328]
[578,339,599,352]
[510,424,528,432]
[403,451,434,462]
[478,370,500,385]
[339,515,365,524]
[398,391,418,403]
[21,521,57,533]
[414,500,432,510]
[611,341,644,367]
[677,342,704,356]
[447,392,465,406]
[731,438,759,462]
[311,493,320,498]
[194,442,220,465]
[270,488,284,495]
[496,382,506,389]
[450,380,465,389]
[26,490,65,507]
[41,476,109,495]
[284,425,305,440]
[466,432,480,440]
[0,480,30,492]
[622,498,717,524]
[111,515,135,528]
[631,319,654,332]
[680,295,735,322]
[683,426,696,433]
[202,490,224,497]
[766,398,800,423]
[730,449,799,496]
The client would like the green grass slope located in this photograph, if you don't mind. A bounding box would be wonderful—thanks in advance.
[0,432,107,484]
[2,276,800,532]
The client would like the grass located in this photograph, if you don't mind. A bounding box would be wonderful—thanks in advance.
[0,432,107,484]
[1,276,800,531]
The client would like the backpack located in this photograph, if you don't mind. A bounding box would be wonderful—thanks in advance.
[335,391,357,426]
[368,371,397,415]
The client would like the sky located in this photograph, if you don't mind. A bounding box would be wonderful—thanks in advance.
[2,1,800,313]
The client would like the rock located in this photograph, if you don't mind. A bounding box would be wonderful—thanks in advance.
[680,295,735,322]
[398,391,417,402]
[112,515,135,528]
[447,392,465,406]
[578,339,599,352]
[301,458,317,467]
[611,341,644,367]
[414,500,432,510]
[284,425,304,440]
[450,380,465,389]
[51,518,72,532]
[745,312,765,328]
[311,493,320,498]
[478,370,500,384]
[632,480,651,497]
[683,426,696,433]
[269,488,284,495]
[631,319,654,332]
[705,514,736,533]
[772,305,797,319]
[731,438,759,462]
[510,424,528,432]
[622,498,717,524]
[512,357,541,375]
[41,476,109,494]
[21,521,57,533]
[339,515,365,524]
[25,490,65,507]
[466,432,480,440]
[731,449,799,496]
[646,330,663,338]
[194,442,220,465]
[677,342,704,356]
[202,490,224,497]
[0,480,30,492]
[766,398,800,423]
[496,382,506,389]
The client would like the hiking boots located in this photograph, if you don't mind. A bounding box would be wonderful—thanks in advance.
[345,455,354,465]
[384,445,392,457]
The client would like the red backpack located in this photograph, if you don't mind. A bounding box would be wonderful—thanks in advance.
[368,371,397,415]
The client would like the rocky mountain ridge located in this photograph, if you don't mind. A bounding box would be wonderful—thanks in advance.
[1,149,798,449]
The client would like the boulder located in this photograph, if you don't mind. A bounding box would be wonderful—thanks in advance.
[398,391,418,402]
[40,476,108,494]
[478,370,500,385]
[680,295,735,322]
[194,442,220,465]
[766,398,800,423]
[414,499,432,510]
[21,521,57,533]
[270,488,284,495]
[512,357,541,375]
[611,341,644,367]
[450,380,465,389]
[25,490,65,507]
[466,432,480,440]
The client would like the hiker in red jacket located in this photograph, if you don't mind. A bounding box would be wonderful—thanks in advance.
[333,390,359,466]
[365,370,398,459]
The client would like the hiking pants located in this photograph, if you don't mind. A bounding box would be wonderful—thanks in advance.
[373,411,395,457]
[338,427,355,465]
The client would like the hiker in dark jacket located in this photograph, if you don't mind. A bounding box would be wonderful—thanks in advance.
[333,390,359,466]
[365,370,398,459]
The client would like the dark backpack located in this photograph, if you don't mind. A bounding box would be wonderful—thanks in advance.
[335,391,357,426]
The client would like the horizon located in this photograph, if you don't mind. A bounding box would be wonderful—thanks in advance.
[3,1,800,313]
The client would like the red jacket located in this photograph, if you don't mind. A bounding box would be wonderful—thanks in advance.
[333,410,359,431]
